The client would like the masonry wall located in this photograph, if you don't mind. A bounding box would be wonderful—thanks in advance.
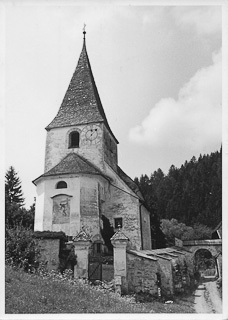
[180,251,194,277]
[217,253,222,278]
[36,238,60,271]
[183,240,222,257]
[140,205,152,250]
[103,125,118,172]
[156,257,174,296]
[80,177,100,238]
[104,179,142,250]
[44,124,104,172]
[126,252,158,295]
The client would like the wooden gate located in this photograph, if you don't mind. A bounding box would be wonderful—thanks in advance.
[88,255,102,282]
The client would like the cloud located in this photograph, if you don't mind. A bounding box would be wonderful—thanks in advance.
[171,6,221,35]
[129,49,222,155]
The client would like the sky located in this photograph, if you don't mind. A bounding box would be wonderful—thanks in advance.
[3,2,224,208]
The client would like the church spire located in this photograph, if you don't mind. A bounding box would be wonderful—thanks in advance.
[46,29,118,144]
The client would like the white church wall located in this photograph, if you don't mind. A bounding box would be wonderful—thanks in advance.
[34,181,45,231]
[35,176,80,236]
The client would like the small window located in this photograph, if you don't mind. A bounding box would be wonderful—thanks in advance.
[69,131,80,148]
[56,181,67,189]
[114,217,123,229]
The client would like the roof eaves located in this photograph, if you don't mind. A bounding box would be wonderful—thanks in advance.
[33,153,112,185]
[117,166,144,201]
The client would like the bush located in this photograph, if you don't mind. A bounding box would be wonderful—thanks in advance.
[5,225,40,272]
[33,230,67,241]
[161,219,212,244]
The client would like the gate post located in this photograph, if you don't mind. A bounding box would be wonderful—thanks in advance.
[73,229,91,279]
[111,230,129,294]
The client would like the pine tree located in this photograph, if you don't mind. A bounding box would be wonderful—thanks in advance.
[5,166,24,206]
[134,148,222,229]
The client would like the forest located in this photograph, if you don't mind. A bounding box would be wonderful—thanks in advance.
[134,147,222,245]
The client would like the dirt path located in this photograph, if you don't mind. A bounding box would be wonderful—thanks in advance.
[194,280,222,313]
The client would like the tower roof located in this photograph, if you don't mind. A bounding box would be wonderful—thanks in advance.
[32,152,111,185]
[46,32,118,144]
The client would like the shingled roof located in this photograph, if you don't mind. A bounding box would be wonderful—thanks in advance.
[46,34,118,144]
[32,152,110,185]
[117,165,144,201]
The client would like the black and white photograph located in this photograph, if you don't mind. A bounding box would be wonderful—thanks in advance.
[2,0,227,318]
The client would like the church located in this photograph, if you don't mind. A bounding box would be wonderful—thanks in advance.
[33,30,152,251]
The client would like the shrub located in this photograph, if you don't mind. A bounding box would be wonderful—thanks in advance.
[33,230,68,241]
[5,225,40,272]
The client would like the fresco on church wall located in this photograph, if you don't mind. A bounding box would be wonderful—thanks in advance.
[52,194,71,224]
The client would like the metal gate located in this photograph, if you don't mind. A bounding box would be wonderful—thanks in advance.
[88,255,102,282]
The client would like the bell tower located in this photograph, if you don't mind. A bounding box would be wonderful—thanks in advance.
[44,30,118,173]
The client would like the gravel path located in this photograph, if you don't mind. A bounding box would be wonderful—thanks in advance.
[194,280,222,313]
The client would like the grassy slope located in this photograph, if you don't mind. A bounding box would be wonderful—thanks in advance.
[5,267,195,314]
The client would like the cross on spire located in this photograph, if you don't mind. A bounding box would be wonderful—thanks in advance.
[83,23,86,40]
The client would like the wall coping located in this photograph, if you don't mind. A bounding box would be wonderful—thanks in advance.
[127,250,157,261]
[183,239,222,246]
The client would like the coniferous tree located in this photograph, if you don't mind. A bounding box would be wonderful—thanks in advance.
[135,148,222,230]
[5,166,24,206]
[4,167,35,228]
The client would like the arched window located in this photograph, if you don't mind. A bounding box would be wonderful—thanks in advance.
[56,181,67,189]
[69,131,80,148]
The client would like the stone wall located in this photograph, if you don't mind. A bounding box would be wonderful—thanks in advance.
[182,239,222,257]
[140,205,152,250]
[217,253,222,278]
[104,182,142,250]
[37,238,60,271]
[126,251,158,296]
[155,257,174,296]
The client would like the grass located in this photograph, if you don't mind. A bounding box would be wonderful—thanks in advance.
[138,294,195,313]
[5,266,195,314]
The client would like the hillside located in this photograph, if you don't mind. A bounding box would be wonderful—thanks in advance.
[135,148,222,229]
[5,266,195,313]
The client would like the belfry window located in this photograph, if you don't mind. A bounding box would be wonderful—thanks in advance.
[56,181,67,189]
[69,131,80,148]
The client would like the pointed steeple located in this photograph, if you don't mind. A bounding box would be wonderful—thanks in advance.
[46,30,118,143]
